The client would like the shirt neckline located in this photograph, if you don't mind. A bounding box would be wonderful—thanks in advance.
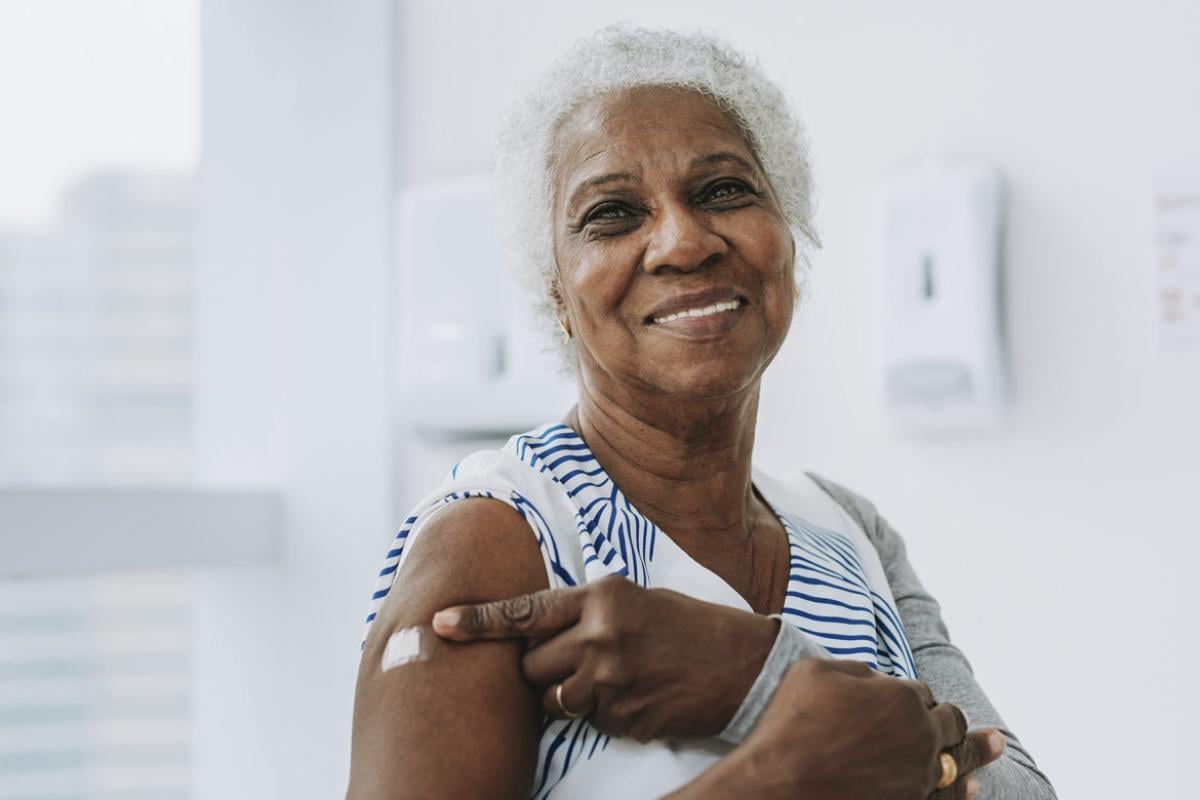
[538,422,798,616]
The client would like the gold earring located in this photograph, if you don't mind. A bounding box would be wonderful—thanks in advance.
[558,318,571,345]
[792,284,800,304]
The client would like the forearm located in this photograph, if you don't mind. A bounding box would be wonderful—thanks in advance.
[810,474,1058,799]
[714,605,1055,800]
[905,612,1057,799]
[712,477,1057,798]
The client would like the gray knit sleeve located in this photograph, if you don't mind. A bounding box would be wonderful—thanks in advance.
[808,474,1057,800]
[717,617,832,743]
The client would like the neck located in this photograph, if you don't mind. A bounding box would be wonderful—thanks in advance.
[568,373,762,539]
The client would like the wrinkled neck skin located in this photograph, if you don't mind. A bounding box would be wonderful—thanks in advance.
[566,369,767,545]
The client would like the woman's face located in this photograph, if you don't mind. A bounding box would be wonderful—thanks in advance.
[552,86,795,402]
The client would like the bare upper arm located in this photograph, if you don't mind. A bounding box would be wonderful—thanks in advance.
[347,498,551,800]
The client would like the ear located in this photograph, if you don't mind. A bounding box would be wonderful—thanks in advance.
[548,278,574,344]
[548,275,567,317]
[787,231,802,305]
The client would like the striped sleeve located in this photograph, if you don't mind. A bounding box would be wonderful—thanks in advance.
[361,481,578,650]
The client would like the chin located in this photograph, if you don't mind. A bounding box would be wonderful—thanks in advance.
[643,353,765,402]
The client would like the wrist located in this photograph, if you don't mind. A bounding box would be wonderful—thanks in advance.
[710,608,779,733]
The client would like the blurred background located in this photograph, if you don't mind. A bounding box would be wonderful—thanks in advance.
[1,1,1197,798]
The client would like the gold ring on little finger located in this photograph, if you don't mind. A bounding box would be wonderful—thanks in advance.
[937,751,958,789]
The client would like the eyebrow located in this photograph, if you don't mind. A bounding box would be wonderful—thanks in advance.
[690,151,760,174]
[566,171,636,212]
[564,152,761,212]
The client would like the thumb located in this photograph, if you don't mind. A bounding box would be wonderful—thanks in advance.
[432,587,585,641]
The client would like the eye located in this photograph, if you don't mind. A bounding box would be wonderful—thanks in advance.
[583,202,636,224]
[699,179,757,204]
[576,201,643,238]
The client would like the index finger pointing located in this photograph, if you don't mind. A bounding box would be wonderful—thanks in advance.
[432,587,586,642]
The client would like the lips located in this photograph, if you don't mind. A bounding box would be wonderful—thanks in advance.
[644,288,748,325]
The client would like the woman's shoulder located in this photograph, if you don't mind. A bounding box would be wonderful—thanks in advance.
[763,471,914,588]
[803,474,882,529]
[752,470,868,534]
[407,422,569,507]
[752,469,888,542]
[361,424,583,646]
[752,468,902,585]
[400,423,584,550]
[440,422,570,484]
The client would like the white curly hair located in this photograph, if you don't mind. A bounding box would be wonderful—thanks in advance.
[493,24,819,363]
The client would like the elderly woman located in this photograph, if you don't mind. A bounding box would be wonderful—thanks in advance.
[348,27,1055,800]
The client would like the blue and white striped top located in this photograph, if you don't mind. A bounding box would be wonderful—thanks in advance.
[362,422,916,799]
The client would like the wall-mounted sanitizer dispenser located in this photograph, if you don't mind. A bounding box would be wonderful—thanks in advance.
[872,159,1007,434]
[397,176,575,437]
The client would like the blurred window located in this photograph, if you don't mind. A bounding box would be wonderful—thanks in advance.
[0,2,198,797]
[0,1,197,486]
[0,572,191,799]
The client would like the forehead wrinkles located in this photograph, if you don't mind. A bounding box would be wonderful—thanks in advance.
[552,89,755,212]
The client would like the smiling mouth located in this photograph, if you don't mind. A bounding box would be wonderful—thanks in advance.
[650,297,745,325]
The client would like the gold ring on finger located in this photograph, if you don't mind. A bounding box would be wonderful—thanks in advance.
[555,682,583,719]
[937,751,958,789]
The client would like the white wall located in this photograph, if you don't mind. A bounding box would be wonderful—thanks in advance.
[194,2,393,798]
[397,2,1200,797]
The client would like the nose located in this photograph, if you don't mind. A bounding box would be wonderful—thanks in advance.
[641,202,727,274]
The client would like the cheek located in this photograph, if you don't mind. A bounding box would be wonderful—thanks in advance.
[561,242,640,329]
[735,219,795,340]
[735,218,794,291]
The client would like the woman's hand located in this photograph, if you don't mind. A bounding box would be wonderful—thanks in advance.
[432,575,777,741]
[931,728,1006,800]
[667,658,1006,800]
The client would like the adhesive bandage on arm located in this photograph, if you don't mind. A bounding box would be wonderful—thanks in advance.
[380,625,439,672]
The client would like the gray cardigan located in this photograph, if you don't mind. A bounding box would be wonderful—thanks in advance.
[720,475,1057,799]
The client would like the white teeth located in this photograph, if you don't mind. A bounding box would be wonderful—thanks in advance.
[653,299,740,324]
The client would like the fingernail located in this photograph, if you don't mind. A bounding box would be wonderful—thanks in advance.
[965,776,980,798]
[988,730,1006,754]
[432,609,460,630]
